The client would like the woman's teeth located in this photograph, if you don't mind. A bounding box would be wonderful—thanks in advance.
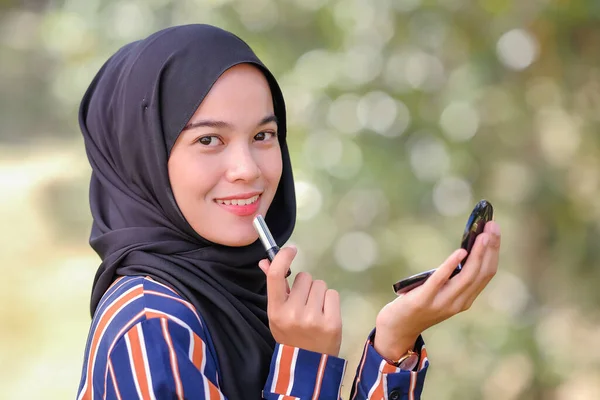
[216,195,260,206]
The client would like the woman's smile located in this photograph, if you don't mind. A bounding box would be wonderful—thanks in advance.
[214,192,262,216]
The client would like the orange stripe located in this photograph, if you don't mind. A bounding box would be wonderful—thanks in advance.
[127,326,152,400]
[191,331,205,371]
[311,354,328,400]
[274,345,295,393]
[144,310,195,341]
[418,347,428,371]
[350,341,370,400]
[107,360,122,400]
[102,310,145,400]
[144,290,198,315]
[161,319,184,400]
[145,310,165,320]
[190,330,220,399]
[144,276,179,295]
[370,362,398,399]
[81,285,144,399]
[140,277,196,317]
[408,371,416,400]
[96,277,130,312]
[207,380,221,400]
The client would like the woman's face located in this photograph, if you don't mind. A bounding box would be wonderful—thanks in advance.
[168,64,283,247]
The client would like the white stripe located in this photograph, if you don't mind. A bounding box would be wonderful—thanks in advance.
[102,310,146,399]
[78,287,143,400]
[182,318,209,375]
[366,360,386,398]
[271,346,283,393]
[145,308,194,332]
[201,340,207,374]
[286,347,299,395]
[96,277,131,313]
[383,364,402,398]
[145,278,179,296]
[143,288,203,329]
[408,371,416,400]
[203,375,210,397]
[125,334,144,399]
[350,340,370,400]
[107,360,122,400]
[137,324,157,400]
[188,328,195,362]
[76,379,87,400]
[383,373,389,398]
[202,374,226,400]
[161,319,183,399]
[92,286,143,363]
[106,310,146,355]
[337,361,348,399]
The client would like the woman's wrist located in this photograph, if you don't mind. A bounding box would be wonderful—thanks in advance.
[372,331,419,362]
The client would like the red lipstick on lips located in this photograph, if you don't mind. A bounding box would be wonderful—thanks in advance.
[214,192,261,217]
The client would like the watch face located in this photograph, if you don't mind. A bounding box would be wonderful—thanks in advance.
[398,353,419,371]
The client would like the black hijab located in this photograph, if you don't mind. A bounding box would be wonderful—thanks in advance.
[79,24,296,399]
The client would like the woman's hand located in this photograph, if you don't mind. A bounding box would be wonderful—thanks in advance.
[259,247,342,357]
[374,221,502,361]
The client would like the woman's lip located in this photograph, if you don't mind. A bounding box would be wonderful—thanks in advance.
[214,191,262,201]
[215,195,261,217]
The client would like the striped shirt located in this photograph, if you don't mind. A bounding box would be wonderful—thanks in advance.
[76,276,429,400]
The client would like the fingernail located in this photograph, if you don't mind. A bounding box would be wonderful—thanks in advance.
[483,235,490,247]
[258,261,268,273]
[490,223,501,236]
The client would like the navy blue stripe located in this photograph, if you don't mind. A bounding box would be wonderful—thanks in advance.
[109,335,139,398]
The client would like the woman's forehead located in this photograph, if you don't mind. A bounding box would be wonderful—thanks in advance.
[186,64,275,122]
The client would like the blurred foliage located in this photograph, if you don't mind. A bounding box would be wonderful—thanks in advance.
[1,0,600,399]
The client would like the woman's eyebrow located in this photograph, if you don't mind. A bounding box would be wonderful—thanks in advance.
[183,119,231,131]
[258,114,278,127]
[183,114,278,131]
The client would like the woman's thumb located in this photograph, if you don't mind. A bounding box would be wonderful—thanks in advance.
[258,259,270,274]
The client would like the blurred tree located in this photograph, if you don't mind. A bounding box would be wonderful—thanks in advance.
[1,0,600,399]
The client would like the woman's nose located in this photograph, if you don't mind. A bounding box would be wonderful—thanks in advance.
[224,144,261,183]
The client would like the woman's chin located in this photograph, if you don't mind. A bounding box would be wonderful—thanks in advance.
[210,230,259,248]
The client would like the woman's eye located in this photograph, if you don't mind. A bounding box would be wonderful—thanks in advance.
[255,131,277,141]
[197,136,222,146]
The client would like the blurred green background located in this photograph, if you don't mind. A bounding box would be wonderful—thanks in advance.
[1,0,600,398]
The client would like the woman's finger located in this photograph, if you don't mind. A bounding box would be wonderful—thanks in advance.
[434,232,490,307]
[454,232,490,284]
[460,223,501,308]
[258,259,269,274]
[264,247,296,307]
[421,248,467,300]
[306,279,328,311]
[287,272,313,306]
[323,289,341,321]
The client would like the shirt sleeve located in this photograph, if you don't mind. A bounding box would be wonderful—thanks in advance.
[263,344,347,400]
[106,318,428,400]
[348,330,429,400]
[106,317,225,400]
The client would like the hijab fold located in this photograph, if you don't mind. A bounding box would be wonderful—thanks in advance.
[79,24,296,400]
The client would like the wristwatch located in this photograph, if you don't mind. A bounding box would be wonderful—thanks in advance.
[382,349,419,371]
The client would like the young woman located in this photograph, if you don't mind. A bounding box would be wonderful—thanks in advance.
[76,24,501,400]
